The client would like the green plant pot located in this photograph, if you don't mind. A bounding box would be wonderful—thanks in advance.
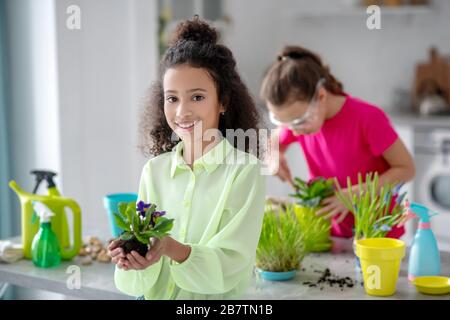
[256,268,297,281]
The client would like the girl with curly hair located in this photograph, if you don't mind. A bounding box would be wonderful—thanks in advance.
[108,16,266,300]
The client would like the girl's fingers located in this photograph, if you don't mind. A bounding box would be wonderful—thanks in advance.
[109,247,124,259]
[108,239,121,252]
[127,252,144,269]
[335,211,349,224]
[278,167,294,187]
[131,250,148,266]
[111,255,121,264]
[322,208,340,220]
[117,258,126,269]
[316,204,334,216]
[119,259,129,271]
[321,197,335,205]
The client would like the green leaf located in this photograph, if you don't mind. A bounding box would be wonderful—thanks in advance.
[118,202,128,217]
[143,210,152,229]
[290,176,335,207]
[147,203,156,214]
[140,230,158,238]
[154,218,174,234]
[131,210,139,232]
[114,213,131,231]
[120,231,134,241]
[135,232,150,245]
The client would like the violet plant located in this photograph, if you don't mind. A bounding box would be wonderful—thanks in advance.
[113,200,174,255]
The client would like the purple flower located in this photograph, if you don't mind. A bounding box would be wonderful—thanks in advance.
[153,211,166,218]
[150,211,166,226]
[136,201,152,218]
[137,201,150,212]
[379,224,391,232]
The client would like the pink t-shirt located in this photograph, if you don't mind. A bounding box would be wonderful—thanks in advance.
[279,95,404,238]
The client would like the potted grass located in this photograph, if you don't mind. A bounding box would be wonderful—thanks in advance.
[256,202,306,281]
[289,177,334,252]
[334,172,408,295]
[113,200,174,256]
[334,172,406,241]
[334,172,407,272]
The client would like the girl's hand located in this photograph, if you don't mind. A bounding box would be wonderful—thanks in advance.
[268,129,295,188]
[278,153,295,188]
[270,151,295,188]
[122,237,168,271]
[316,194,349,224]
[108,239,126,266]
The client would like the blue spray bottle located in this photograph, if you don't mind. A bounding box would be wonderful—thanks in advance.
[407,202,441,281]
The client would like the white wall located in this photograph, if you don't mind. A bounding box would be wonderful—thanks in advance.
[55,0,158,234]
[5,0,158,299]
[221,0,450,197]
[6,0,61,232]
[6,0,62,300]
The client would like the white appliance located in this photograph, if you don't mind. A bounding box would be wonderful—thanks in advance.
[414,129,450,252]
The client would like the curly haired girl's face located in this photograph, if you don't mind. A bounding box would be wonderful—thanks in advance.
[163,65,225,142]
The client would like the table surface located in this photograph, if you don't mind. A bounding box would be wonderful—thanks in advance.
[1,236,449,300]
[388,112,450,128]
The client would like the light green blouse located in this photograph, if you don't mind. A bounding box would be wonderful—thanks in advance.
[114,138,266,299]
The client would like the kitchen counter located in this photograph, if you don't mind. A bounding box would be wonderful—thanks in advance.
[245,240,450,300]
[0,241,130,300]
[388,112,450,128]
[1,237,449,300]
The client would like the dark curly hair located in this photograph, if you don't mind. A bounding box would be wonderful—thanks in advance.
[138,16,261,158]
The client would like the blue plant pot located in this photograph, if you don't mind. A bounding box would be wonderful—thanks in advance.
[103,193,138,238]
[256,269,297,281]
[354,252,363,282]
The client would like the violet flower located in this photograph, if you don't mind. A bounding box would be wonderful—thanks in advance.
[150,210,166,227]
[137,201,152,219]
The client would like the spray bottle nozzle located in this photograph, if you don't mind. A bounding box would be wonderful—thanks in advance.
[30,170,57,194]
[409,202,439,223]
[32,202,55,223]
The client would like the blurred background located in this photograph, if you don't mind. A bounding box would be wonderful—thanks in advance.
[1,0,449,298]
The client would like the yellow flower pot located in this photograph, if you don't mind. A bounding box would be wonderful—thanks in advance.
[355,238,405,296]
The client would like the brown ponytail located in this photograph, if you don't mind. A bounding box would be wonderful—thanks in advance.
[261,46,344,106]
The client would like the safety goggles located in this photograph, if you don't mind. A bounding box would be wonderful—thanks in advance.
[269,78,325,130]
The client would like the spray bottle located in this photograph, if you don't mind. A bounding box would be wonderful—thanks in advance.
[407,202,441,281]
[31,202,61,268]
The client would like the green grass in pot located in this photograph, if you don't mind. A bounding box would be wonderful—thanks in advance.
[334,172,406,241]
[289,177,334,251]
[256,203,306,273]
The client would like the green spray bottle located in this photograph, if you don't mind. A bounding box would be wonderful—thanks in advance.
[31,202,61,268]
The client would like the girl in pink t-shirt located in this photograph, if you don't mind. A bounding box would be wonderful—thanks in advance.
[260,46,416,238]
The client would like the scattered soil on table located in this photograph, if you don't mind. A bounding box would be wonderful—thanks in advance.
[302,268,358,291]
